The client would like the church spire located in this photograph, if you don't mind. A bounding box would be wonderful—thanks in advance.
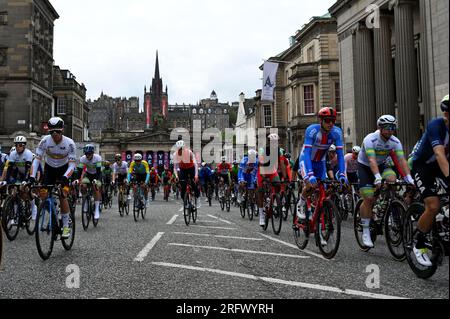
[154,50,160,80]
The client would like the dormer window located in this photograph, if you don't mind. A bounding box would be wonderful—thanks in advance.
[192,109,197,115]
[199,109,204,114]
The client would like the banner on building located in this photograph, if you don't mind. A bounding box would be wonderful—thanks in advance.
[262,61,279,102]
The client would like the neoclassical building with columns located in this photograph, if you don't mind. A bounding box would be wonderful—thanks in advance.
[329,0,448,153]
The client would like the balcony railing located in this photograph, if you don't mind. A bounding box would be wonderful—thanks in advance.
[290,62,319,80]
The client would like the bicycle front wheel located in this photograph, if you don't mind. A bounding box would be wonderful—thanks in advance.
[191,197,198,223]
[35,201,55,261]
[183,195,191,226]
[316,199,341,259]
[81,197,91,231]
[271,194,282,235]
[385,200,406,261]
[2,197,20,241]
[62,209,76,251]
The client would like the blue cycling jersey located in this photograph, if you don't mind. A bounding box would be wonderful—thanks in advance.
[298,124,346,179]
[413,118,449,164]
[199,166,214,180]
[238,156,258,183]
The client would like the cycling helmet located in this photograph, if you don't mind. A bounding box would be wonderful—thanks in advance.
[267,133,279,141]
[329,144,337,152]
[248,149,258,157]
[14,136,27,144]
[441,94,449,112]
[233,160,237,165]
[318,107,337,119]
[176,140,185,149]
[134,153,143,161]
[352,146,361,154]
[284,153,291,159]
[377,115,397,128]
[201,162,206,167]
[48,117,64,130]
[104,161,111,166]
[114,154,122,160]
[151,167,155,171]
[221,156,227,162]
[84,144,95,155]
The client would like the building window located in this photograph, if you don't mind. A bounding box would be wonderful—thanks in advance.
[57,98,66,115]
[0,11,7,25]
[334,82,341,113]
[307,45,315,63]
[0,47,7,66]
[303,85,315,115]
[200,109,204,114]
[192,109,197,115]
[264,105,272,127]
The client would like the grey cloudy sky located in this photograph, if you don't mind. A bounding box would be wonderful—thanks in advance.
[51,0,336,105]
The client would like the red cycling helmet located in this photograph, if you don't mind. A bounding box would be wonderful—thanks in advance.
[318,107,337,119]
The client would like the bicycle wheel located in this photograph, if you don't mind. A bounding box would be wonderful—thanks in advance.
[2,197,20,241]
[340,193,352,221]
[92,200,99,228]
[315,199,341,259]
[226,197,231,212]
[271,194,283,235]
[35,201,55,261]
[353,199,377,252]
[293,211,309,250]
[191,197,198,223]
[282,193,289,221]
[81,197,91,231]
[133,195,140,222]
[62,209,76,251]
[384,200,406,261]
[24,200,35,236]
[118,192,124,217]
[0,222,3,267]
[220,198,225,211]
[183,194,191,226]
[403,202,438,279]
[247,202,254,221]
[240,200,246,218]
[263,207,269,231]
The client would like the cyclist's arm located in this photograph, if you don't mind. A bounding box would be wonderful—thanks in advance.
[144,162,150,184]
[434,145,449,178]
[334,129,346,178]
[301,127,316,179]
[193,152,199,178]
[63,142,77,180]
[363,137,381,180]
[127,162,135,182]
[3,160,14,181]
[95,163,102,181]
[25,160,32,181]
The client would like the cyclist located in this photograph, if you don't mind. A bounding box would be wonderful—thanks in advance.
[231,160,240,200]
[0,145,8,177]
[172,140,200,209]
[296,107,348,221]
[326,144,339,179]
[410,95,449,266]
[149,167,160,201]
[238,149,259,204]
[358,115,415,248]
[161,166,173,200]
[199,162,214,201]
[29,117,76,239]
[102,160,113,201]
[112,154,130,202]
[0,136,37,221]
[127,153,150,208]
[256,133,287,227]
[345,146,361,186]
[217,156,232,199]
[76,145,103,220]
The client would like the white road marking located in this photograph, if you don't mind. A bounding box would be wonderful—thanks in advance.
[190,225,237,230]
[206,214,235,225]
[172,232,264,241]
[167,215,178,225]
[178,206,184,212]
[134,232,165,262]
[151,262,407,299]
[167,243,310,259]
[258,233,329,261]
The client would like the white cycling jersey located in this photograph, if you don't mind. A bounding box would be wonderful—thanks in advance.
[35,135,77,168]
[113,161,128,175]
[358,131,405,166]
[7,149,34,174]
[79,154,102,175]
[344,153,359,173]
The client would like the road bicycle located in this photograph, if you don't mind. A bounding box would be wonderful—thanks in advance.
[102,180,113,210]
[81,182,100,230]
[403,189,448,279]
[353,181,409,261]
[117,182,130,217]
[33,184,75,261]
[182,177,197,226]
[261,178,283,235]
[132,181,147,222]
[218,179,231,212]
[330,183,360,221]
[293,179,342,259]
[239,182,256,221]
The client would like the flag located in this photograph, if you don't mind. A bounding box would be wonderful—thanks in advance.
[262,61,279,102]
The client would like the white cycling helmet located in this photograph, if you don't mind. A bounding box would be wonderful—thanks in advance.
[352,146,361,154]
[134,153,143,161]
[329,144,337,152]
[248,149,258,157]
[176,140,185,149]
[268,133,279,141]
[377,115,397,128]
[14,136,27,144]
[201,162,206,167]
[221,156,227,162]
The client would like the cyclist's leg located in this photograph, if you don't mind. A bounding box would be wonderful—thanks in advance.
[256,170,266,226]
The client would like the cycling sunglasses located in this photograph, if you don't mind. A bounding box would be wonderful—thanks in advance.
[15,143,26,147]
[50,130,63,135]
[381,124,397,131]
[323,118,336,124]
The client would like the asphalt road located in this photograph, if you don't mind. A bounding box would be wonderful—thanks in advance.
[0,191,448,300]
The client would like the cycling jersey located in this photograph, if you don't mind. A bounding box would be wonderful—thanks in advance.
[128,161,150,183]
[4,149,34,182]
[344,153,358,173]
[149,171,159,184]
[199,166,214,181]
[31,135,76,180]
[173,149,196,170]
[113,161,128,175]
[238,156,258,185]
[218,163,232,175]
[79,154,103,176]
[413,118,449,164]
[299,124,345,180]
[358,131,405,166]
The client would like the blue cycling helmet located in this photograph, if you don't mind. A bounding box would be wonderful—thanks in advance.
[84,144,95,155]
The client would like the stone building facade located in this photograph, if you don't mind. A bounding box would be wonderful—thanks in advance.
[329,0,449,153]
[53,66,89,142]
[0,0,59,149]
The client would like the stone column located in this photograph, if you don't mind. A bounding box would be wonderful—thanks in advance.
[373,13,396,117]
[394,0,420,154]
[419,0,432,123]
[354,23,377,141]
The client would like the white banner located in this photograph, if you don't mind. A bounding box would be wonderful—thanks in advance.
[262,61,279,102]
